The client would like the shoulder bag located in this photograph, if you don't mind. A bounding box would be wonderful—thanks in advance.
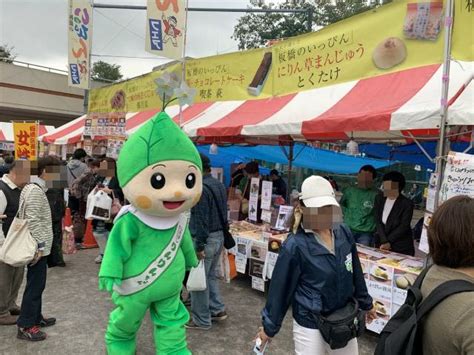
[204,185,236,250]
[316,297,365,350]
[0,184,38,267]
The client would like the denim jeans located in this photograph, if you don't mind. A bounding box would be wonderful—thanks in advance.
[352,232,373,247]
[93,222,109,255]
[17,257,47,328]
[190,231,225,327]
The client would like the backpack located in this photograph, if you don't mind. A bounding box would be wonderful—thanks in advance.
[70,172,97,201]
[375,265,474,355]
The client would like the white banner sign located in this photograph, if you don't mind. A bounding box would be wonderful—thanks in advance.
[440,151,474,202]
[146,0,186,60]
[68,0,93,89]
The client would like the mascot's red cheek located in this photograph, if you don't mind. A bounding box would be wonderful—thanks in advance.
[136,196,152,210]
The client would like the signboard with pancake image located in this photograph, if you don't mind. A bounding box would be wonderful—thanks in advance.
[370,264,393,285]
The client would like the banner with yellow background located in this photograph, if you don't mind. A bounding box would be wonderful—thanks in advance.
[89,0,472,113]
[452,0,474,61]
[13,122,38,161]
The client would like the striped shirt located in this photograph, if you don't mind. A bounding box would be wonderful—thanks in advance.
[19,183,53,256]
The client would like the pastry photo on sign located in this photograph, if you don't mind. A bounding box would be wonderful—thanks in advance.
[248,51,272,96]
[372,37,407,70]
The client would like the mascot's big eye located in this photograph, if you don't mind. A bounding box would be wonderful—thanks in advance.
[151,173,166,189]
[186,173,196,189]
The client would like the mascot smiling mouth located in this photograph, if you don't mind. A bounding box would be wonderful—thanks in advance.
[163,201,185,210]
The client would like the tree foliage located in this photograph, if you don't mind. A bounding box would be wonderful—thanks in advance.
[91,60,123,83]
[0,44,16,63]
[232,0,391,50]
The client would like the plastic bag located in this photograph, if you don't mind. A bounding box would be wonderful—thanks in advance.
[85,190,112,221]
[186,260,207,291]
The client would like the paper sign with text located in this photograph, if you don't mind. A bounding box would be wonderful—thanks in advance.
[13,122,38,161]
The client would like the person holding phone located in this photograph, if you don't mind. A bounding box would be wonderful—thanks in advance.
[255,176,376,354]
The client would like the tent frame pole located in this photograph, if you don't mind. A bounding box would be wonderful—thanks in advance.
[407,132,436,163]
[433,0,454,210]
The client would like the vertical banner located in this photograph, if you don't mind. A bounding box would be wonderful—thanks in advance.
[68,0,93,89]
[13,122,38,161]
[146,0,186,60]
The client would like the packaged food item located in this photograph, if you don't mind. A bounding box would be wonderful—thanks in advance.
[404,2,443,41]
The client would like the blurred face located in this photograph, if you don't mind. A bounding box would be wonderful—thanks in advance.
[122,160,203,217]
[10,160,31,187]
[270,174,278,182]
[383,181,400,199]
[357,170,374,188]
[99,160,116,178]
[302,205,343,231]
[43,165,68,189]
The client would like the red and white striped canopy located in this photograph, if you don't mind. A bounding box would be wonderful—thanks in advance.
[40,60,473,145]
[0,122,55,142]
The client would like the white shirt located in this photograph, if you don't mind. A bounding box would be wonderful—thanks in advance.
[382,198,396,225]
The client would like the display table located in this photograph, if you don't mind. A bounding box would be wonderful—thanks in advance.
[229,221,424,334]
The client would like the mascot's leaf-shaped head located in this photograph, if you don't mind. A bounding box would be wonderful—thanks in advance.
[117,112,203,217]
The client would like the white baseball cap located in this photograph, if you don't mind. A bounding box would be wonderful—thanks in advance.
[299,176,339,208]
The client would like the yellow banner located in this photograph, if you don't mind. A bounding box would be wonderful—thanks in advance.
[68,0,93,89]
[13,123,38,161]
[185,48,273,102]
[88,64,180,113]
[146,0,186,60]
[452,0,474,61]
[272,0,446,95]
[89,0,474,112]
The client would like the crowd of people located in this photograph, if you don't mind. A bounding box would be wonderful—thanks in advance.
[0,149,472,354]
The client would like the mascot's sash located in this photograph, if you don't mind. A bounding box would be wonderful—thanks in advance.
[113,213,188,296]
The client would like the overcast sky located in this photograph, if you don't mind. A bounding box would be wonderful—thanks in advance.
[0,0,271,78]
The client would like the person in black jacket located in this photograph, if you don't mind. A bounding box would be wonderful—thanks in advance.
[256,176,376,354]
[92,158,124,264]
[374,171,415,256]
[32,156,67,268]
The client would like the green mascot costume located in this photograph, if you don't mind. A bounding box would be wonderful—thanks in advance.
[99,112,200,354]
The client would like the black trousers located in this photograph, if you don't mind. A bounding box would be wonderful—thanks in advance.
[17,257,47,328]
[47,221,64,267]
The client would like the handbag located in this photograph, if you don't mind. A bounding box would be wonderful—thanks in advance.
[204,185,236,250]
[186,260,207,291]
[0,186,38,267]
[315,298,366,350]
[85,190,112,221]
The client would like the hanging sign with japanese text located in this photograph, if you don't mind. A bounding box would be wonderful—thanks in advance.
[146,0,187,60]
[13,122,38,161]
[452,0,474,61]
[271,0,445,95]
[84,112,127,139]
[68,0,93,89]
[185,48,273,102]
[89,0,470,112]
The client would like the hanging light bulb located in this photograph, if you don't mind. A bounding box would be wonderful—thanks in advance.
[209,143,218,155]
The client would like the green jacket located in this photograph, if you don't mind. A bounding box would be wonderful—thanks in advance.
[340,186,380,233]
[99,212,198,299]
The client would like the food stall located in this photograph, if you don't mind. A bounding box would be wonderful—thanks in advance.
[228,218,424,334]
